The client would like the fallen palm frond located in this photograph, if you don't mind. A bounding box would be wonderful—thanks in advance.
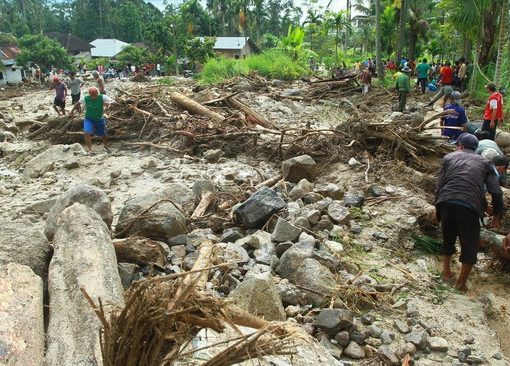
[412,234,442,255]
[83,242,306,366]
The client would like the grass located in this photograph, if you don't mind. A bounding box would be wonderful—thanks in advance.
[412,235,442,255]
[199,50,310,84]
[156,77,174,86]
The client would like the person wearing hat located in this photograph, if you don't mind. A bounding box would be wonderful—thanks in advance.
[92,70,106,94]
[436,133,504,292]
[427,83,454,108]
[66,71,84,112]
[50,76,68,115]
[482,82,503,140]
[396,66,411,112]
[440,91,467,141]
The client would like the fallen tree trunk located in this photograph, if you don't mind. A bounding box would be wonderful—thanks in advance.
[480,228,510,260]
[170,92,225,124]
[226,96,274,129]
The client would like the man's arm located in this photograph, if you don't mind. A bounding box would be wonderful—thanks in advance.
[64,84,68,98]
[69,97,84,116]
[486,172,504,216]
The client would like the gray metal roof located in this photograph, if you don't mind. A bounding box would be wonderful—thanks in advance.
[213,37,249,50]
[90,39,129,58]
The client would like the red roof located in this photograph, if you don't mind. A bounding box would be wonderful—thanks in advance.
[0,46,21,60]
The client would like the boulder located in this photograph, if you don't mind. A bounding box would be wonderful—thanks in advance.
[378,346,400,365]
[404,326,428,350]
[115,191,187,243]
[22,197,57,215]
[44,184,113,241]
[327,201,351,224]
[275,243,314,281]
[118,263,140,290]
[222,243,250,264]
[293,258,336,306]
[0,219,50,280]
[316,309,354,336]
[315,183,344,200]
[428,336,448,352]
[344,341,366,359]
[23,143,85,178]
[0,263,44,366]
[281,155,317,183]
[113,236,168,268]
[343,191,365,208]
[45,203,124,366]
[228,271,285,321]
[233,187,286,228]
[272,217,302,242]
[161,183,195,212]
[276,278,302,306]
[289,179,314,200]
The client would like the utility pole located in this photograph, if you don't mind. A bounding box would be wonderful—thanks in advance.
[171,24,178,75]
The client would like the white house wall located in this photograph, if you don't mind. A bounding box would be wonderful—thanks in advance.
[0,66,24,85]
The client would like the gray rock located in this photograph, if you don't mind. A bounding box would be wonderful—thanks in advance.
[327,201,351,223]
[253,233,276,265]
[118,263,140,289]
[373,232,389,241]
[46,203,124,366]
[458,346,471,362]
[293,216,311,230]
[316,309,354,336]
[350,330,368,345]
[298,232,316,247]
[272,217,302,242]
[367,325,383,338]
[160,183,196,212]
[223,243,250,263]
[404,326,428,349]
[233,187,286,229]
[315,183,344,200]
[221,227,244,243]
[0,218,51,280]
[378,346,399,365]
[466,355,485,364]
[380,331,394,345]
[22,198,57,215]
[302,192,324,204]
[277,278,302,306]
[171,245,187,258]
[115,191,187,243]
[289,179,314,200]
[276,243,314,280]
[293,258,336,306]
[281,155,317,183]
[492,352,503,360]
[344,341,366,359]
[45,184,113,241]
[394,319,410,334]
[275,241,294,257]
[343,191,365,208]
[204,149,223,163]
[317,333,343,359]
[463,336,475,345]
[428,336,448,352]
[335,331,351,347]
[168,234,188,247]
[404,342,417,355]
[303,209,321,225]
[323,240,344,254]
[23,143,85,178]
[192,180,217,198]
[287,201,301,220]
[313,250,341,272]
[315,215,334,231]
[369,185,383,197]
[361,315,375,325]
[228,271,285,321]
[282,88,303,97]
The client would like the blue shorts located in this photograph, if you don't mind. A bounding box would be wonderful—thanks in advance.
[83,118,106,137]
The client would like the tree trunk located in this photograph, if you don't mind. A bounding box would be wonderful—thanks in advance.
[494,0,509,87]
[335,25,339,63]
[396,0,407,63]
[463,37,472,61]
[408,29,417,60]
[375,0,384,79]
[478,0,499,66]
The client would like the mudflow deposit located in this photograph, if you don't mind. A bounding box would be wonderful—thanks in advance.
[0,73,509,366]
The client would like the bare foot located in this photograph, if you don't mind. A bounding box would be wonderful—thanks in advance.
[454,282,468,293]
[442,271,455,284]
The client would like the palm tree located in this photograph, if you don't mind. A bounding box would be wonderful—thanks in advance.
[303,9,323,52]
[325,10,350,63]
[375,0,384,78]
[396,0,407,63]
[494,0,509,87]
[407,4,430,60]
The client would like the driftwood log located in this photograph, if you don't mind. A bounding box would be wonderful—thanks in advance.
[170,92,225,123]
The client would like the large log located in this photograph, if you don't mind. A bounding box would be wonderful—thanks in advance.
[45,203,124,366]
[170,91,225,123]
[0,263,44,366]
[480,228,510,260]
[226,96,274,129]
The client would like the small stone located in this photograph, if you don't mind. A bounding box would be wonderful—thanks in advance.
[141,157,159,169]
[233,187,286,229]
[171,245,187,258]
[272,217,302,242]
[428,336,448,352]
[350,223,362,234]
[344,341,366,359]
[457,346,471,362]
[335,331,350,347]
[317,333,343,359]
[466,355,485,364]
[110,170,121,178]
[361,315,375,325]
[315,216,334,231]
[303,209,321,225]
[223,243,250,263]
[276,278,302,306]
[378,345,399,365]
[372,232,389,241]
[404,342,417,355]
[380,331,394,345]
[344,191,364,208]
[463,335,475,345]
[492,352,503,360]
[301,323,316,335]
[406,303,420,317]
[221,227,244,243]
[327,201,351,223]
[315,183,344,200]
[285,305,301,317]
[275,241,294,257]
[302,192,324,204]
[350,330,368,345]
[367,324,383,338]
[394,319,410,334]
[204,149,223,163]
[365,338,382,347]
[316,309,354,336]
[348,157,360,167]
[192,180,217,198]
[64,158,79,169]
[289,179,314,200]
[293,216,311,230]
[312,250,340,272]
[404,326,428,349]
[323,240,344,254]
[281,155,317,183]
[369,185,383,197]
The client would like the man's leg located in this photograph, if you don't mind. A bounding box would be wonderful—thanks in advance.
[53,105,60,115]
[439,203,458,281]
[84,133,93,152]
[482,120,496,140]
[399,92,407,112]
[456,206,480,292]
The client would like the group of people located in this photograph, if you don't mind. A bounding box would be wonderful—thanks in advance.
[50,71,113,155]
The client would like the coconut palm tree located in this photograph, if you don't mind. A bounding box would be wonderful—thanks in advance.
[325,10,350,63]
[375,0,384,78]
[494,0,509,86]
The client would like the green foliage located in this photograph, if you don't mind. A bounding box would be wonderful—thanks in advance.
[412,235,442,255]
[280,25,306,60]
[199,50,309,84]
[260,33,280,49]
[116,45,154,67]
[16,34,72,72]
[86,57,111,71]
[184,37,216,66]
[0,33,18,45]
[156,77,174,86]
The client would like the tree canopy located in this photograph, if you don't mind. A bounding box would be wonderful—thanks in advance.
[16,34,73,72]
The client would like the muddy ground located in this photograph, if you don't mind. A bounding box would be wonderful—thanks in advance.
[1,75,509,365]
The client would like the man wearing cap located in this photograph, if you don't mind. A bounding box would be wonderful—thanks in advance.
[67,72,84,112]
[441,91,467,141]
[396,66,411,112]
[436,133,504,292]
[482,82,503,140]
[92,70,106,94]
[50,76,68,115]
[69,87,115,155]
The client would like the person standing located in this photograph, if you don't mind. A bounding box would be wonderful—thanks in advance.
[441,92,467,141]
[69,87,115,155]
[416,58,431,94]
[436,133,504,292]
[440,61,454,86]
[50,76,67,115]
[67,72,84,112]
[482,82,503,141]
[360,67,372,96]
[92,70,106,94]
[396,66,411,112]
[457,58,467,91]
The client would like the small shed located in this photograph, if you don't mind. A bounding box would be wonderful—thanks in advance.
[44,32,93,56]
[0,46,23,85]
[212,37,259,59]
[90,39,129,58]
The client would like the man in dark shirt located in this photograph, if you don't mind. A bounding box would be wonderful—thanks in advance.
[436,133,504,292]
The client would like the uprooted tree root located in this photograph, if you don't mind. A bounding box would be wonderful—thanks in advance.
[82,242,306,366]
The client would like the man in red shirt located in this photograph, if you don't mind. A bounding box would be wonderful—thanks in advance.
[440,61,454,85]
[483,82,504,140]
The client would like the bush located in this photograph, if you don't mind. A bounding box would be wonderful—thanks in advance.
[199,57,250,84]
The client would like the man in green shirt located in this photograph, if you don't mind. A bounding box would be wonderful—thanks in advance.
[416,58,431,94]
[396,66,411,112]
[70,87,115,155]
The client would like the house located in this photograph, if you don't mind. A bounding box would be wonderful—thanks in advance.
[0,45,24,85]
[211,37,259,59]
[90,39,129,58]
[44,32,93,57]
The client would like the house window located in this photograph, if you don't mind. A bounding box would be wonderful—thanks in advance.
[0,71,3,80]
[234,55,240,60]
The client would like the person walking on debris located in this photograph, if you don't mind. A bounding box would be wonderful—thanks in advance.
[360,66,372,96]
[441,91,467,141]
[50,76,67,116]
[395,66,411,112]
[92,70,106,94]
[436,133,504,292]
[69,87,115,155]
[67,72,84,112]
[416,58,431,94]
[457,58,467,92]
[482,82,503,141]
